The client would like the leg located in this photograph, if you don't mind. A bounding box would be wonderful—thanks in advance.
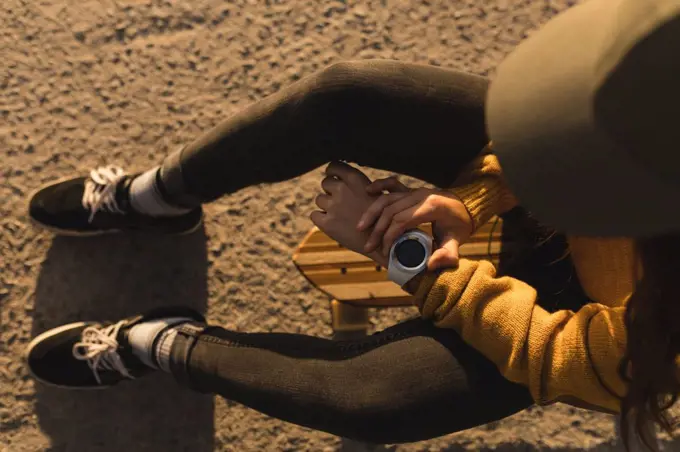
[169,318,533,444]
[28,311,530,442]
[28,60,488,235]
[160,60,490,206]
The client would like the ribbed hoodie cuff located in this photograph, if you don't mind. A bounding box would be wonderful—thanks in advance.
[449,178,516,233]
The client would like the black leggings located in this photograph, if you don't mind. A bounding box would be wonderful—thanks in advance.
[170,318,534,444]
[159,60,490,206]
[157,60,587,443]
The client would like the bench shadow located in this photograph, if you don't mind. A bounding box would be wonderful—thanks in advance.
[30,227,213,452]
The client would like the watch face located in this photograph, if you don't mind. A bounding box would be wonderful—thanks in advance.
[395,238,426,268]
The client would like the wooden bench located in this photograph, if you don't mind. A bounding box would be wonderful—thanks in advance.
[293,218,504,337]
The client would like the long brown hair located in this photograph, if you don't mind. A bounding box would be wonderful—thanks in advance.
[494,209,680,449]
[619,234,680,450]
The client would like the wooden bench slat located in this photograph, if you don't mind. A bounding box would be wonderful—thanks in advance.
[295,250,378,266]
[319,281,409,301]
[293,217,505,306]
[334,296,414,308]
[303,266,389,285]
[294,241,501,268]
[298,233,502,254]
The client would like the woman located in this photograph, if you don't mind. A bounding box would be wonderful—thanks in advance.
[26,0,680,449]
[26,61,545,444]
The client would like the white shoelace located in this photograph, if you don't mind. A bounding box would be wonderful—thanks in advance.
[82,165,128,223]
[72,321,134,384]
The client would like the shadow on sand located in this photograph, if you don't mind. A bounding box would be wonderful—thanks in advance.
[30,228,213,452]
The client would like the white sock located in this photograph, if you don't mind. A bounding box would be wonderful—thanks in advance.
[128,167,193,217]
[154,327,181,373]
[127,317,193,371]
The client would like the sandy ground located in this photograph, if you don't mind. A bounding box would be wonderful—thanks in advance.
[1,0,679,451]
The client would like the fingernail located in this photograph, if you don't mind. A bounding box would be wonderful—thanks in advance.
[357,221,364,229]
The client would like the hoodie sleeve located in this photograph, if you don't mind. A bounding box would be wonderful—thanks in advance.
[411,260,628,414]
[446,142,519,232]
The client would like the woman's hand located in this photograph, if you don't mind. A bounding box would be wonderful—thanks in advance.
[310,161,389,268]
[358,176,473,270]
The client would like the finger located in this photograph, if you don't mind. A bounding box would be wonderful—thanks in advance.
[366,176,410,194]
[357,192,410,231]
[310,210,327,229]
[364,196,422,253]
[324,160,352,180]
[427,236,460,270]
[381,201,438,254]
[315,194,331,211]
[321,176,342,195]
[325,161,368,184]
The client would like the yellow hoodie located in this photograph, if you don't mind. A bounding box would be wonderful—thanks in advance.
[415,144,635,414]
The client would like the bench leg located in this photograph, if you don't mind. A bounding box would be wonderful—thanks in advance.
[330,299,371,340]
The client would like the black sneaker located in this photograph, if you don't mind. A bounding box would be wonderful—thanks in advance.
[26,307,205,389]
[28,165,203,236]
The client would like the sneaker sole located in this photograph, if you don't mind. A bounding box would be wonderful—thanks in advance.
[27,177,204,237]
[25,321,112,390]
[29,214,204,238]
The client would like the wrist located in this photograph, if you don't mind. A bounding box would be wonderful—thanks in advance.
[402,270,427,295]
[448,179,511,233]
[368,250,389,268]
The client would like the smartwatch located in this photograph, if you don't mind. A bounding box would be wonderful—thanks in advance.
[387,229,433,286]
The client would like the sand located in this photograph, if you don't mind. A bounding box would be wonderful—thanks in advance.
[1,0,678,450]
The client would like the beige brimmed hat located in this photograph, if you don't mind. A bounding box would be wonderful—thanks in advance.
[487,0,680,237]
